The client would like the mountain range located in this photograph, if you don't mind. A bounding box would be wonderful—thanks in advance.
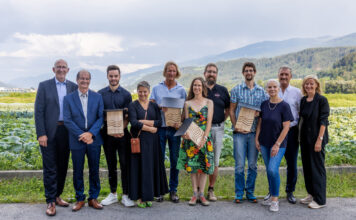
[5,32,356,91]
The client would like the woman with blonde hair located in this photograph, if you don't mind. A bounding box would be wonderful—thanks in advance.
[299,75,329,209]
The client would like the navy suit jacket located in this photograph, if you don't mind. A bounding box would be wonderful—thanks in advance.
[63,90,104,150]
[35,77,78,141]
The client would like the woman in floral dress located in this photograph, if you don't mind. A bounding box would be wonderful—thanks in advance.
[177,77,214,206]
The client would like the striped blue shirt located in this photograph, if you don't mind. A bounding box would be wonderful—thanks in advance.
[230,82,268,132]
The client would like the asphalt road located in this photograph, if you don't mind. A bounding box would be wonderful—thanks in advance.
[0,198,355,220]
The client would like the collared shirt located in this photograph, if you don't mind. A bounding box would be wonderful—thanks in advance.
[278,85,302,127]
[230,82,268,132]
[55,78,67,121]
[98,86,132,118]
[78,89,89,129]
[150,81,187,127]
[207,84,230,124]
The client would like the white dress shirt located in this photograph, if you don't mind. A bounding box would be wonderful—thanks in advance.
[278,85,302,127]
[78,89,89,129]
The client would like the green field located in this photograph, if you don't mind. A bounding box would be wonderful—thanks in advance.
[0,172,354,203]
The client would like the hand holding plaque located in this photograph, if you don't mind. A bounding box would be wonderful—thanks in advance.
[106,109,124,135]
[175,118,204,147]
[235,103,261,133]
[161,97,185,128]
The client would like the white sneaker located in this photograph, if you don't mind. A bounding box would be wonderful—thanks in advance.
[121,195,135,207]
[300,194,313,204]
[269,201,279,212]
[262,198,272,206]
[101,193,118,206]
[308,200,326,209]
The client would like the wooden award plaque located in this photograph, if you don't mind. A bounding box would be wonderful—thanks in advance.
[164,108,182,127]
[186,121,204,146]
[106,110,124,135]
[235,107,256,132]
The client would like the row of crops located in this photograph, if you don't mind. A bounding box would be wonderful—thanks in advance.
[0,104,355,170]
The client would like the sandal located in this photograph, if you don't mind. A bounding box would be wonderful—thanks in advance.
[137,200,146,208]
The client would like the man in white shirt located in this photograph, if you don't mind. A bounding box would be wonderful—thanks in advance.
[264,66,302,204]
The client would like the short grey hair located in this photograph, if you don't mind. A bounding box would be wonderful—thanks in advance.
[137,81,150,90]
[54,59,68,67]
[278,66,292,74]
[76,69,91,80]
[265,79,280,89]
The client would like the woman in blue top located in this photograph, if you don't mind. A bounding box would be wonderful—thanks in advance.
[255,79,294,212]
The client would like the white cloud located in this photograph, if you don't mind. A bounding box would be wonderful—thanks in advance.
[0,32,125,57]
[78,62,154,74]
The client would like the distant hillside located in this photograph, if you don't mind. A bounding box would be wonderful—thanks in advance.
[127,47,356,91]
[318,52,356,80]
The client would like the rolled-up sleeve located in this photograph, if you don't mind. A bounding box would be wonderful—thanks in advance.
[319,96,330,126]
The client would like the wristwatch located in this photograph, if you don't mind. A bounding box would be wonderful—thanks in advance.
[275,142,281,147]
[319,136,323,141]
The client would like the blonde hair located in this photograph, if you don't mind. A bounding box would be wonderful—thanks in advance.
[302,75,321,96]
[163,61,181,79]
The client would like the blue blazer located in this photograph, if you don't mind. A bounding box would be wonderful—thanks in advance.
[63,90,104,150]
[35,77,78,141]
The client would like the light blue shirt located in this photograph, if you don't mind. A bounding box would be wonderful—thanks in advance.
[150,81,187,127]
[230,82,268,132]
[78,89,89,129]
[55,78,67,121]
[278,85,302,127]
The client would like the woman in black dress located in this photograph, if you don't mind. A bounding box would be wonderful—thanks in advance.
[128,81,168,208]
[299,75,330,209]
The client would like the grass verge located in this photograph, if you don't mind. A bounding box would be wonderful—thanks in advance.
[0,171,354,203]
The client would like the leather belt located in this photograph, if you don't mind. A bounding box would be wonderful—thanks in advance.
[57,121,64,125]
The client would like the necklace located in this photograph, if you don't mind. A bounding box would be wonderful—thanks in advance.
[268,101,279,111]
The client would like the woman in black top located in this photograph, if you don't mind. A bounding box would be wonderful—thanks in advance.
[128,81,168,208]
[299,75,330,209]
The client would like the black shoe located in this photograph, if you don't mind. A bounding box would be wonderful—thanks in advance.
[264,193,271,201]
[170,191,179,203]
[287,192,297,204]
[155,196,164,202]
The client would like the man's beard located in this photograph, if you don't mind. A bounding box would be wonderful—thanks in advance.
[207,77,216,86]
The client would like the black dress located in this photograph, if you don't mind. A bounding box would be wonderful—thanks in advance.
[128,100,168,201]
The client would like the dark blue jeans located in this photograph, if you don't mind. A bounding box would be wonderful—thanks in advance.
[158,127,181,192]
[284,126,299,193]
[71,144,101,201]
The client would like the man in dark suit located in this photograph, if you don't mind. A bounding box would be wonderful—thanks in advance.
[63,69,104,212]
[35,59,78,216]
[35,59,77,216]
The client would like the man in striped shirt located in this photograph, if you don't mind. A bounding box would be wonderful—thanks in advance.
[229,62,268,203]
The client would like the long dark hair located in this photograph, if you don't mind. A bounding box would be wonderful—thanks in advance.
[187,77,208,100]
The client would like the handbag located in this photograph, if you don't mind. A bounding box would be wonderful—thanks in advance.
[130,109,147,154]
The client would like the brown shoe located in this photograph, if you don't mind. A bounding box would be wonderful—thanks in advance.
[72,201,85,212]
[46,202,56,216]
[88,199,103,210]
[56,197,70,207]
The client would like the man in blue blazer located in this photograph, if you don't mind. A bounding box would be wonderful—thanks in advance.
[63,69,104,211]
[35,59,77,216]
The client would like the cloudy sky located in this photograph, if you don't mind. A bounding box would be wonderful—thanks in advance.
[1,0,356,82]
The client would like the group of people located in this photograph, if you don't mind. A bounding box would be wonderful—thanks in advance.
[35,59,329,216]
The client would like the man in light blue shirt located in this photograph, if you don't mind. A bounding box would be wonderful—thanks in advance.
[230,62,268,203]
[150,61,186,203]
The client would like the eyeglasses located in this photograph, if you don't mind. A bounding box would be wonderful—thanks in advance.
[206,70,217,74]
[55,66,68,69]
[244,69,255,73]
[78,77,90,81]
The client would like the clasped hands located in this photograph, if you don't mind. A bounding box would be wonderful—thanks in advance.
[79,132,94,144]
[182,132,206,149]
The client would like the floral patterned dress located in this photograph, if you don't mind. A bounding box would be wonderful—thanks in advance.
[177,105,214,175]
